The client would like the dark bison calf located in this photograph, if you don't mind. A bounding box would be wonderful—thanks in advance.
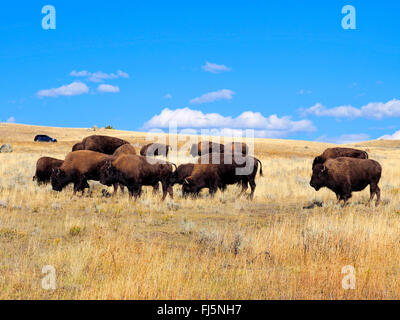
[312,147,368,169]
[310,157,382,206]
[100,155,176,201]
[140,143,171,157]
[33,157,63,185]
[72,135,129,155]
[51,150,115,195]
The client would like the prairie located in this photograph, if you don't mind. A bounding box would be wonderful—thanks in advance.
[0,123,400,299]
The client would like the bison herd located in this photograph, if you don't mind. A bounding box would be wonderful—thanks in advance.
[32,135,382,206]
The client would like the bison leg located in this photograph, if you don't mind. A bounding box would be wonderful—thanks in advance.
[238,181,248,197]
[161,183,170,201]
[247,179,256,200]
[113,183,119,195]
[152,182,160,195]
[167,186,174,199]
[370,183,381,206]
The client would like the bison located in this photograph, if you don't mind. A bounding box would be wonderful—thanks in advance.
[140,143,171,157]
[33,157,63,185]
[183,153,263,199]
[113,144,137,157]
[72,135,129,154]
[51,150,116,195]
[99,155,177,201]
[312,147,368,169]
[190,141,225,157]
[310,157,382,206]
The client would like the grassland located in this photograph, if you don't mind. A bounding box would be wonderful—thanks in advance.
[0,123,400,299]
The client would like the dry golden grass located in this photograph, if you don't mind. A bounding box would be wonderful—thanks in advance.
[0,123,400,299]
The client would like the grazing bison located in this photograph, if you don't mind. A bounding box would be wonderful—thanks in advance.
[51,150,116,195]
[140,143,171,157]
[312,147,368,169]
[183,153,263,199]
[33,157,63,185]
[170,163,195,186]
[225,142,249,155]
[72,135,129,154]
[113,144,137,157]
[310,157,382,206]
[99,155,177,201]
[190,141,225,157]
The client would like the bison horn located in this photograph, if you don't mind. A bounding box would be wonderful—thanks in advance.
[184,179,189,184]
[321,165,326,172]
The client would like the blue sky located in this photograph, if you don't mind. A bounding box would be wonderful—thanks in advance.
[1,1,399,142]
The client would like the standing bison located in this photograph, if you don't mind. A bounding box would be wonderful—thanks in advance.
[72,135,129,155]
[113,144,137,157]
[140,143,171,157]
[310,157,381,206]
[225,142,249,155]
[190,141,225,157]
[33,157,63,185]
[51,150,115,195]
[99,155,176,201]
[312,147,368,169]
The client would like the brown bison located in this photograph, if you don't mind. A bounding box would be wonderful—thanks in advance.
[113,144,137,157]
[310,157,381,206]
[99,155,177,200]
[225,142,249,155]
[190,141,225,157]
[72,135,129,155]
[140,143,171,157]
[183,153,263,199]
[51,150,116,195]
[312,147,368,168]
[33,157,64,185]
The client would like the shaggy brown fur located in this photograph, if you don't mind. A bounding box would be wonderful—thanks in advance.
[33,157,64,185]
[312,147,368,168]
[51,150,116,195]
[310,157,382,206]
[190,141,225,157]
[225,142,249,155]
[99,155,176,201]
[140,143,171,157]
[72,135,129,154]
[113,144,137,157]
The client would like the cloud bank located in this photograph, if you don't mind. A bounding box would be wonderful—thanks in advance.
[37,81,89,98]
[143,107,315,138]
[190,89,235,104]
[202,62,231,74]
[70,70,129,83]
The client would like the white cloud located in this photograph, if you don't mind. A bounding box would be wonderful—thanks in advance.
[163,93,172,99]
[70,70,129,82]
[202,61,231,74]
[379,130,400,140]
[6,116,15,123]
[37,81,89,98]
[97,84,120,93]
[143,107,315,138]
[190,89,235,104]
[302,99,400,119]
[316,133,369,145]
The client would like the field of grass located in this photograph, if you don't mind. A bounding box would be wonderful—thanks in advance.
[1,123,400,299]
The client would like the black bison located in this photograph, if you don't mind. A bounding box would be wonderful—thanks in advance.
[113,144,137,157]
[183,153,263,199]
[140,143,171,157]
[72,135,129,155]
[33,157,63,185]
[312,147,368,168]
[99,155,177,201]
[34,135,57,143]
[170,163,195,186]
[51,150,116,195]
[310,157,382,206]
[190,141,225,157]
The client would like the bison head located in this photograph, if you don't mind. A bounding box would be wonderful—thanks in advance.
[50,168,69,191]
[99,161,118,186]
[312,156,324,169]
[182,177,201,196]
[310,164,329,191]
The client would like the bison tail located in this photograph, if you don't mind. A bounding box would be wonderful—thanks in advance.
[257,159,263,177]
